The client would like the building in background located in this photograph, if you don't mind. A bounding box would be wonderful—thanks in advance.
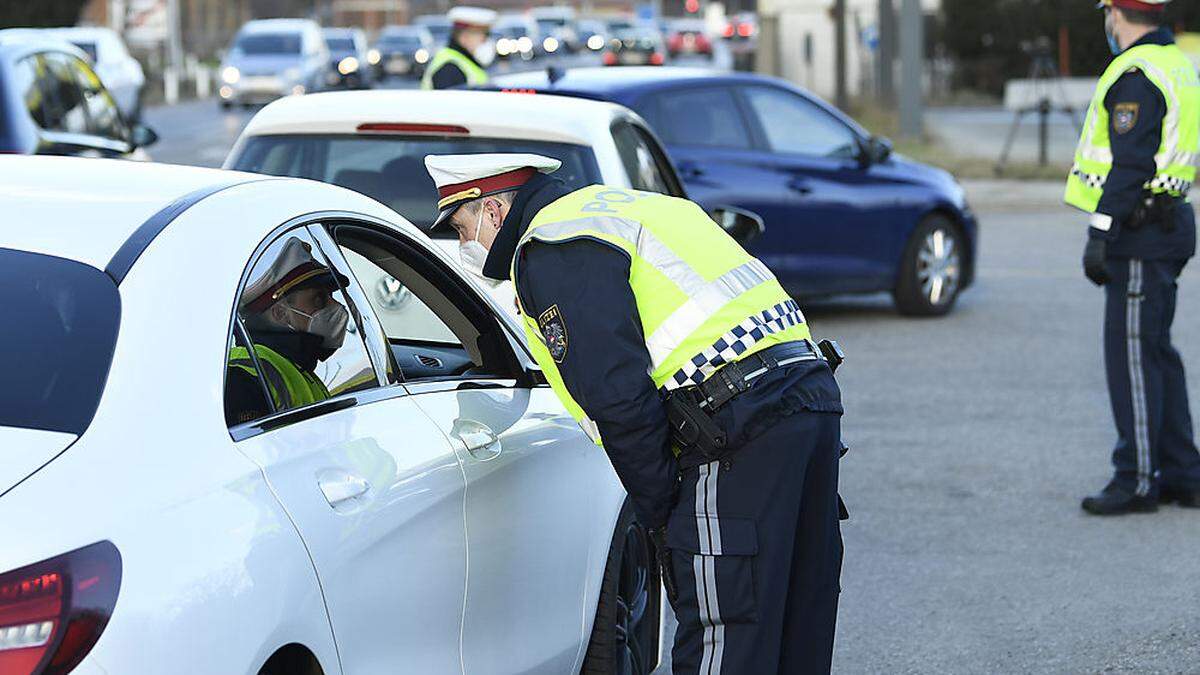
[757,0,939,102]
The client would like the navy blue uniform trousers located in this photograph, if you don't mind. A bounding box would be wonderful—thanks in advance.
[666,362,843,674]
[1104,257,1200,496]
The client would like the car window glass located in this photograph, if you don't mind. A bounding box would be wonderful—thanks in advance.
[229,229,379,422]
[741,86,859,158]
[38,53,89,134]
[69,57,126,141]
[10,58,44,128]
[652,87,750,149]
[334,226,521,382]
[225,323,273,426]
[612,121,671,194]
[230,136,601,236]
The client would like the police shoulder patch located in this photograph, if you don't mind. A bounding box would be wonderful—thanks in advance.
[1113,102,1139,135]
[538,304,569,363]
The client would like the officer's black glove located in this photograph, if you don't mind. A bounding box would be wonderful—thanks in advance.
[1083,232,1109,287]
[648,527,679,608]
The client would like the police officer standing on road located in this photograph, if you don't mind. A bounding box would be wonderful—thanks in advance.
[423,153,846,673]
[1068,0,1200,515]
[420,7,495,90]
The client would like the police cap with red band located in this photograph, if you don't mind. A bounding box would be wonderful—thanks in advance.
[423,153,563,231]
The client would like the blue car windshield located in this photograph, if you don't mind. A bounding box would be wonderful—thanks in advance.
[0,249,120,434]
[325,37,356,51]
[230,135,602,238]
[236,33,302,55]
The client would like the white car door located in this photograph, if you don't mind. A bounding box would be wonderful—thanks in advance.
[328,221,626,674]
[225,224,468,674]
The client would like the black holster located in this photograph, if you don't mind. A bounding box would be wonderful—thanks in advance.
[1130,192,1181,232]
[665,389,728,461]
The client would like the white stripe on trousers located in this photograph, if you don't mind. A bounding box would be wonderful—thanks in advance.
[1127,259,1153,496]
[694,461,725,674]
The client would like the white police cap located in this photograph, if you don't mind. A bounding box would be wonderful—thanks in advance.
[424,153,562,230]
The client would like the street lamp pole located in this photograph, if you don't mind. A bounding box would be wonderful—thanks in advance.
[898,0,924,138]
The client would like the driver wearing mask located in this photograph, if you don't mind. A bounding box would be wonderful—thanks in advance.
[226,238,351,425]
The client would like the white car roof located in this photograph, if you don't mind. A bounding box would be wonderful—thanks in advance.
[236,90,631,147]
[239,19,319,33]
[0,157,272,269]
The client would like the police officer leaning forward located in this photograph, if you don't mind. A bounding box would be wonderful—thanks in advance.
[423,153,846,673]
[225,238,351,425]
[420,6,494,90]
[1068,0,1200,515]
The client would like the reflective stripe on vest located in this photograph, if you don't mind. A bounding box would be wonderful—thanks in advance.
[1065,43,1200,212]
[512,186,811,445]
[229,343,329,410]
[420,46,489,90]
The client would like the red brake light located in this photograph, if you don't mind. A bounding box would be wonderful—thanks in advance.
[356,122,470,135]
[685,0,700,12]
[737,23,755,37]
[0,542,121,675]
[650,52,665,65]
[722,23,735,38]
[603,52,617,65]
[500,88,539,94]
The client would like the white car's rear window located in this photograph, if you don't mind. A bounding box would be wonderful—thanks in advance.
[230,135,601,237]
[1,248,119,434]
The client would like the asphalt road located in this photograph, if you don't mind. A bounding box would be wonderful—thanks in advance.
[142,84,1200,671]
[822,197,1200,673]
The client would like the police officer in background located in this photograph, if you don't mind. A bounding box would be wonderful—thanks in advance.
[1067,0,1200,515]
[423,153,846,673]
[420,7,495,90]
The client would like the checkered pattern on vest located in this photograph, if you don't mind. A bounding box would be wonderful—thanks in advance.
[664,299,807,390]
[1072,167,1107,191]
[1147,174,1191,195]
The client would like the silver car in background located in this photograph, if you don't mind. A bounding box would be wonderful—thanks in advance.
[218,19,329,108]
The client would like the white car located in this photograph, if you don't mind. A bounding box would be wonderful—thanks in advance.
[41,27,146,122]
[222,89,693,314]
[0,156,662,674]
[219,19,330,107]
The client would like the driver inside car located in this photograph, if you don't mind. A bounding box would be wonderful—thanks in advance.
[226,237,351,424]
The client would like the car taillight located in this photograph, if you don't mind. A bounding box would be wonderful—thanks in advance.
[356,122,469,135]
[737,23,755,38]
[500,88,539,94]
[722,23,735,38]
[603,52,617,65]
[650,52,665,65]
[0,542,121,675]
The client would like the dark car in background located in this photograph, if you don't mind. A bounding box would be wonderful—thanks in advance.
[0,31,157,158]
[323,27,373,89]
[491,67,977,315]
[372,25,433,79]
[664,19,713,58]
[602,27,666,67]
[413,15,452,46]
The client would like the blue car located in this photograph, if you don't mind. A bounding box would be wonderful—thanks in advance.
[491,67,978,315]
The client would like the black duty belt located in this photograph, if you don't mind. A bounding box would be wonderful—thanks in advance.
[690,339,842,411]
[664,339,844,462]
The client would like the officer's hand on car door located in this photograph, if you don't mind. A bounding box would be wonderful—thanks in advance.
[1083,231,1110,286]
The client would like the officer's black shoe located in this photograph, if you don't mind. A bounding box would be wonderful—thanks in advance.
[1081,485,1158,516]
[1159,486,1200,508]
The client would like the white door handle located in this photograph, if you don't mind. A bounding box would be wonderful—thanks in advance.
[452,420,502,461]
[318,472,370,507]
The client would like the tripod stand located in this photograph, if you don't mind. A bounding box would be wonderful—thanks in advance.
[995,39,1082,175]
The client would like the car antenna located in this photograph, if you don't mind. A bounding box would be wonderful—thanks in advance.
[547,66,565,86]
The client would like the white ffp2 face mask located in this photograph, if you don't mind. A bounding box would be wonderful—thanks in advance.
[289,302,349,350]
[474,40,496,67]
[459,205,501,288]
